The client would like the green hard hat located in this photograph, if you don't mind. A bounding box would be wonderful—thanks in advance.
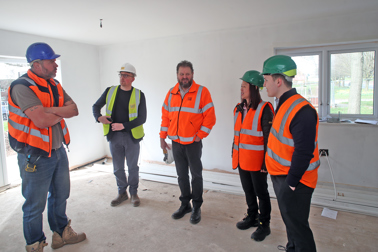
[261,55,297,77]
[240,70,264,87]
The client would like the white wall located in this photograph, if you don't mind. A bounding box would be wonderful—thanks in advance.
[99,10,378,189]
[0,29,105,168]
[1,8,377,191]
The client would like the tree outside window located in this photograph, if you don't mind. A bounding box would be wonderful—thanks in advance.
[330,51,375,115]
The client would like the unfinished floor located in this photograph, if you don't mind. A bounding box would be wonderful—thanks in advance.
[0,162,377,252]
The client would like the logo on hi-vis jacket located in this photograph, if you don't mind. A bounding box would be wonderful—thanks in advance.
[130,104,136,109]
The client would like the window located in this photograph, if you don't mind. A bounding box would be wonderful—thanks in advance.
[276,40,378,120]
[291,54,320,112]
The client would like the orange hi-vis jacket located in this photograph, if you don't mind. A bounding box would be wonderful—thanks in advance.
[266,94,320,188]
[160,81,216,144]
[8,69,70,157]
[233,101,274,171]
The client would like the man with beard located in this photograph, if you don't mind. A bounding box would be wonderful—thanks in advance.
[8,42,85,251]
[160,60,216,224]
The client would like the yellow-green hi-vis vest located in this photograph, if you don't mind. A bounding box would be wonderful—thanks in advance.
[104,86,144,139]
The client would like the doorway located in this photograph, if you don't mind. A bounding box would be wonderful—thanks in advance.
[0,56,29,187]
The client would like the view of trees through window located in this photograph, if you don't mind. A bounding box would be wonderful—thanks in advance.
[277,41,377,119]
[330,51,375,115]
[291,55,320,111]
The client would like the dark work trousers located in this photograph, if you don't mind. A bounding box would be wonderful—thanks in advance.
[172,140,203,209]
[109,131,140,195]
[271,175,316,252]
[238,167,271,224]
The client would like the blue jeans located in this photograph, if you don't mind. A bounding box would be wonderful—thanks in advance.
[18,146,70,245]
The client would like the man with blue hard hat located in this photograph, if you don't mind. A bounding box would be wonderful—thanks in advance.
[8,42,86,251]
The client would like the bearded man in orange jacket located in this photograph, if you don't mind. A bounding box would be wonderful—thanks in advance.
[160,60,216,224]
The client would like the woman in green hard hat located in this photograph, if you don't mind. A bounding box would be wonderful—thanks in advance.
[232,70,274,242]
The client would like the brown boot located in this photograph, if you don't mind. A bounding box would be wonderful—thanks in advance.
[110,192,129,207]
[131,194,140,207]
[51,220,86,249]
[26,240,48,252]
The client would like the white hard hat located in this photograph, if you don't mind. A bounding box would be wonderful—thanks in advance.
[163,144,174,164]
[119,63,137,76]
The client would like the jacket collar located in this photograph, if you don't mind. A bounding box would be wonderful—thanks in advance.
[27,69,55,87]
[276,88,297,113]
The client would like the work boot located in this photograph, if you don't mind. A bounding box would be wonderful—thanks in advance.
[251,222,271,241]
[190,208,201,224]
[110,192,129,207]
[236,214,259,230]
[131,194,140,207]
[51,220,86,249]
[172,204,192,219]
[25,240,47,252]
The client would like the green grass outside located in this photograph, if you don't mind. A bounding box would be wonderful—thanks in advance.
[330,100,373,114]
[3,121,7,132]
[334,87,373,100]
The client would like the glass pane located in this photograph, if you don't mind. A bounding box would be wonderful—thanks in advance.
[330,51,375,115]
[292,55,320,111]
[1,62,30,184]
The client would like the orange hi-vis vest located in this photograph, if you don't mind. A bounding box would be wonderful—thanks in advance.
[160,81,216,145]
[8,69,70,157]
[232,101,274,171]
[266,94,320,188]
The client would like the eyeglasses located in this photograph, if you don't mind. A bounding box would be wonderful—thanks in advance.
[119,73,134,78]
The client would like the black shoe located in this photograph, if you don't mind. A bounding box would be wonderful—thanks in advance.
[251,222,271,242]
[190,208,201,224]
[110,192,129,207]
[236,214,258,230]
[172,204,192,219]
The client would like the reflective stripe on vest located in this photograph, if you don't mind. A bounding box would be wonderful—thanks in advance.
[267,97,320,172]
[8,116,49,142]
[129,88,144,139]
[233,102,265,152]
[163,86,214,114]
[104,86,144,139]
[165,85,214,143]
[8,71,70,157]
[232,101,271,171]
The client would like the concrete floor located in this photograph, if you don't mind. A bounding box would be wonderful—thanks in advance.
[1,162,377,252]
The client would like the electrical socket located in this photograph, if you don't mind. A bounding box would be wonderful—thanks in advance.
[319,149,329,156]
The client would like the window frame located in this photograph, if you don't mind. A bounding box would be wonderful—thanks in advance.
[276,40,378,120]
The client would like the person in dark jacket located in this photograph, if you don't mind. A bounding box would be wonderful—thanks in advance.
[232,70,274,242]
[262,55,319,252]
[92,63,147,207]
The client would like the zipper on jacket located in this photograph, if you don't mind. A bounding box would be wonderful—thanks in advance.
[176,93,185,142]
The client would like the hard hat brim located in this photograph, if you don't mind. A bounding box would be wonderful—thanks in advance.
[50,54,61,60]
[118,71,137,77]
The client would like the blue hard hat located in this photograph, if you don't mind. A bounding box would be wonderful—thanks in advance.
[26,42,60,63]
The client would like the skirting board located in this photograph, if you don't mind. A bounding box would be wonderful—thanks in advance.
[139,162,378,217]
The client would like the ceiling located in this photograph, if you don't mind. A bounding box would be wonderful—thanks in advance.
[0,0,377,46]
